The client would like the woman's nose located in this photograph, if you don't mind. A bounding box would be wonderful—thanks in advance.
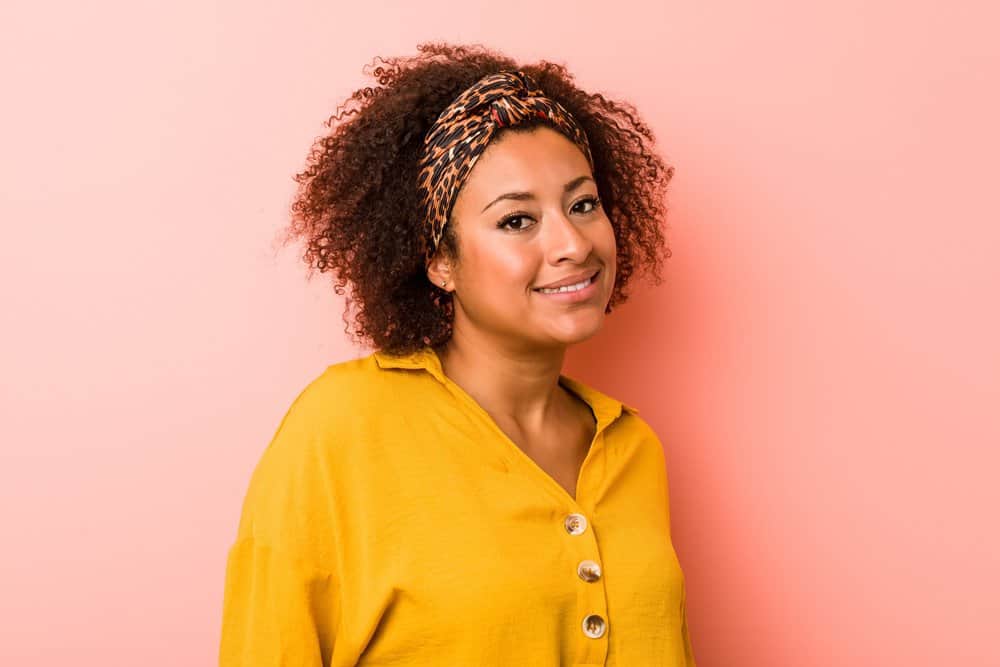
[543,209,593,264]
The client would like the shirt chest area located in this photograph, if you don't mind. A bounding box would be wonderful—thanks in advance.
[337,415,683,665]
[374,494,683,617]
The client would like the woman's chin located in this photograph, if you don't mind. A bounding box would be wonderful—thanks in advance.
[543,314,606,346]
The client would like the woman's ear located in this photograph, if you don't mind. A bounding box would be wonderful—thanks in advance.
[425,251,454,292]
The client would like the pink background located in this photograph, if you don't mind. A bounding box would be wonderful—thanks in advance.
[2,1,998,665]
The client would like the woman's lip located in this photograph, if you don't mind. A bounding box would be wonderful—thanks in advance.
[533,269,600,292]
[532,269,601,302]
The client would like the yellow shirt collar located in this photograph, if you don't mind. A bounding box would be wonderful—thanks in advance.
[373,347,640,428]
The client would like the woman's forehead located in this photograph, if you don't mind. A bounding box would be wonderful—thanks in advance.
[458,127,595,204]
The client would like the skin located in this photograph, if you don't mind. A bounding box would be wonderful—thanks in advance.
[425,126,618,499]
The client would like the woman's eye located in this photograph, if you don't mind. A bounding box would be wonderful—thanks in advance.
[498,215,535,231]
[498,199,599,231]
[573,196,601,214]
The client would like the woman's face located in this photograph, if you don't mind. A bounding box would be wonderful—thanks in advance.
[429,125,617,352]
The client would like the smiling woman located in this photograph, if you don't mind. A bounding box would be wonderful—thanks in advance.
[281,43,672,357]
[427,125,618,349]
[219,42,694,666]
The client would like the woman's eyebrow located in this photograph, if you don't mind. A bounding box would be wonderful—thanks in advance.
[480,175,595,213]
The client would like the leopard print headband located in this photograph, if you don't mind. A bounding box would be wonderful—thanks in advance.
[416,70,595,262]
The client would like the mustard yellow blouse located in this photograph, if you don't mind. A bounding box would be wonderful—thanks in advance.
[219,347,696,666]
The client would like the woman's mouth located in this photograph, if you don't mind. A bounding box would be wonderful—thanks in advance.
[532,269,601,301]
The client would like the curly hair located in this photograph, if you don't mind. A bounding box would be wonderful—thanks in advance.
[280,42,674,355]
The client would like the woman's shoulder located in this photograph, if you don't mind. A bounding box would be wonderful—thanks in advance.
[266,352,392,441]
[294,350,381,403]
[233,358,366,480]
[235,353,390,541]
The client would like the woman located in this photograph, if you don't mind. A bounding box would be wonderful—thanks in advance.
[219,42,696,666]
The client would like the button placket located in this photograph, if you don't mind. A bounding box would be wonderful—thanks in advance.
[561,431,612,665]
[564,510,610,665]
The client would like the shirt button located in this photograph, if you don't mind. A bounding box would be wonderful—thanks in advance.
[577,559,602,582]
[564,513,588,535]
[582,613,607,639]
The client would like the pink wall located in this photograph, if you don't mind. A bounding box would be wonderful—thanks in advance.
[2,1,997,665]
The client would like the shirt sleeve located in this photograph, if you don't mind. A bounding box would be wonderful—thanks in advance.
[646,418,697,666]
[219,375,344,666]
[219,536,337,666]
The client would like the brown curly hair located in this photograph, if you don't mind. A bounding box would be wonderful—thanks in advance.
[280,42,674,355]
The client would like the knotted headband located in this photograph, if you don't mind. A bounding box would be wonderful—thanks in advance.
[416,70,595,262]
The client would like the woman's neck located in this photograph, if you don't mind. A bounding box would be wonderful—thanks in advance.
[434,328,569,432]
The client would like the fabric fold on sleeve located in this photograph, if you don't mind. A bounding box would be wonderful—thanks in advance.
[219,536,338,667]
[680,578,697,667]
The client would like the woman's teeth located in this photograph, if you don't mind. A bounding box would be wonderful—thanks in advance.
[536,275,594,294]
